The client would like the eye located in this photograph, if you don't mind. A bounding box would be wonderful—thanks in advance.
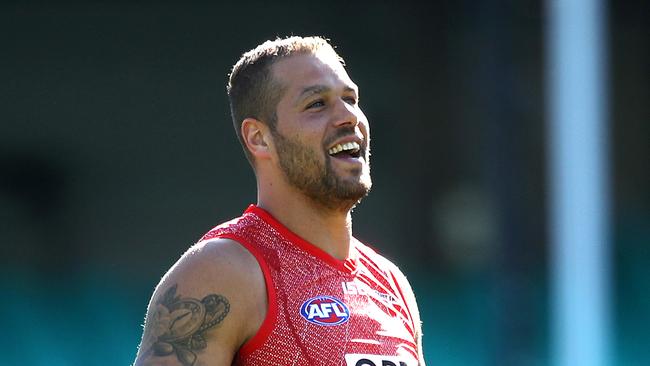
[343,96,358,105]
[306,99,325,109]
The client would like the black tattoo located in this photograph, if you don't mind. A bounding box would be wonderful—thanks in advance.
[140,284,230,366]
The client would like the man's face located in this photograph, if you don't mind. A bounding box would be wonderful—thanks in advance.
[269,52,371,211]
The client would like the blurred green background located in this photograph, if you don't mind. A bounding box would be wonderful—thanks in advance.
[0,1,648,365]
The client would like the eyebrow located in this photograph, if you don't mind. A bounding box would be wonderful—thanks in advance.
[296,84,358,104]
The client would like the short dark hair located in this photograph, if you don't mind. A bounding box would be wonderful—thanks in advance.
[227,36,343,165]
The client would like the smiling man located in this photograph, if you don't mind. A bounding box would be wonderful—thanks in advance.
[133,36,426,366]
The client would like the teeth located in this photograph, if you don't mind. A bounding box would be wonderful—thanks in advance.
[328,141,360,155]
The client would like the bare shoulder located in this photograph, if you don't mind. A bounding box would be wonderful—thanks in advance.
[133,238,267,366]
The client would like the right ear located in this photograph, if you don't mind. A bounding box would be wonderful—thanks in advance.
[241,118,272,160]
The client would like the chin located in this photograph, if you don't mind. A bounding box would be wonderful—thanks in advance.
[308,179,371,213]
[337,179,372,205]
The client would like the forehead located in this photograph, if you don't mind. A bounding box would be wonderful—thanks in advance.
[271,52,358,97]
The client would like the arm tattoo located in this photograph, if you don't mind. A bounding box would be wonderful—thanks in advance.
[139,284,230,366]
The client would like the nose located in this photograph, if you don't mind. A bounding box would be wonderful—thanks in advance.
[332,98,361,128]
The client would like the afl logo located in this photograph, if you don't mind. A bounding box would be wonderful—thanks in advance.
[300,295,350,326]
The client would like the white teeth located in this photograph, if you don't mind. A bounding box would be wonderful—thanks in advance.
[328,141,361,155]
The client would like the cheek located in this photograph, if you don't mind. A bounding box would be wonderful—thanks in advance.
[356,109,370,133]
[360,120,370,142]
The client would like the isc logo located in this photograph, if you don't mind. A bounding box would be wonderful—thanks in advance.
[345,354,416,366]
[300,295,350,326]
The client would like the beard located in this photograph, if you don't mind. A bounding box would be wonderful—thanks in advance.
[270,127,372,212]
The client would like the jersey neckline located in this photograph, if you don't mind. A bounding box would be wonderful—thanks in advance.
[244,204,359,274]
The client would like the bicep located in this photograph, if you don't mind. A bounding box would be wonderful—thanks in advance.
[134,281,236,366]
[133,239,266,366]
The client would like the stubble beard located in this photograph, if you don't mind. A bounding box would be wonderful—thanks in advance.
[270,128,372,212]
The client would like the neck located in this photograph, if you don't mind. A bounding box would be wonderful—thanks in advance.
[257,179,354,260]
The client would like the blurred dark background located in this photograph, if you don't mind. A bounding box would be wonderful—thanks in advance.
[0,1,647,365]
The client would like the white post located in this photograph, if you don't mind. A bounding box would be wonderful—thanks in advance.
[546,0,611,365]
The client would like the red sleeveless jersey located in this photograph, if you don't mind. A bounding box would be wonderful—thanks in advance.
[200,205,420,366]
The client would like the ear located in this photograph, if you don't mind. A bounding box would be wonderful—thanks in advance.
[241,118,272,160]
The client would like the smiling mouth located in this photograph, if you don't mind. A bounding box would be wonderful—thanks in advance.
[328,141,362,159]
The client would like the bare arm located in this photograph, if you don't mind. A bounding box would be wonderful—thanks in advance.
[133,238,267,366]
[134,283,232,366]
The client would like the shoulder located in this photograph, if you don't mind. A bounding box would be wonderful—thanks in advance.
[162,237,267,335]
[166,237,263,284]
[355,239,421,317]
[355,240,426,364]
[134,237,266,365]
[355,239,410,281]
[152,238,264,308]
[358,241,428,365]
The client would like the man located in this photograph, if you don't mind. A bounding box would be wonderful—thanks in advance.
[133,36,425,366]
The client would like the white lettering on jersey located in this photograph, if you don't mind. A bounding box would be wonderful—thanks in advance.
[307,302,348,320]
[344,353,417,366]
[342,281,364,295]
[332,303,347,317]
[342,281,398,303]
[320,303,332,317]
[307,304,324,319]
